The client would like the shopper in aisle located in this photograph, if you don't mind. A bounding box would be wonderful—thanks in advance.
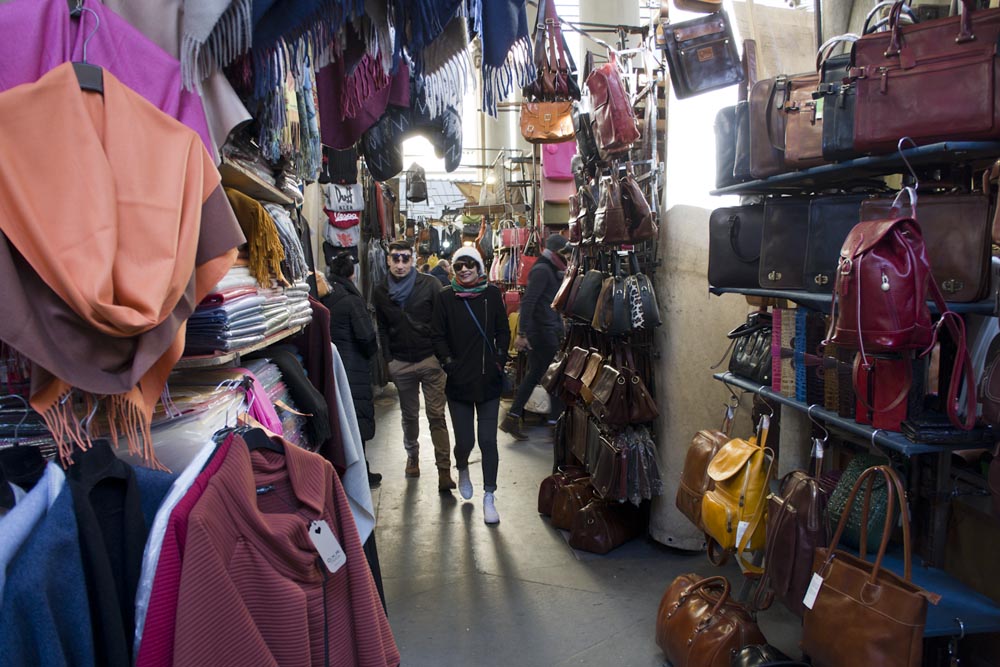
[373,240,456,491]
[430,259,452,286]
[432,247,511,524]
[322,251,382,487]
[501,234,570,440]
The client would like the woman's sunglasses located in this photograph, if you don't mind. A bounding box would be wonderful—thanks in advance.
[453,260,478,271]
[390,253,412,264]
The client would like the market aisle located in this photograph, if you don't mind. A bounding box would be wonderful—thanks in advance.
[368,386,799,666]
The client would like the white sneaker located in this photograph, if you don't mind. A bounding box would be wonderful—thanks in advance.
[483,492,500,525]
[458,468,473,499]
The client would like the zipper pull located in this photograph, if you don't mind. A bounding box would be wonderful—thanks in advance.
[879,67,889,94]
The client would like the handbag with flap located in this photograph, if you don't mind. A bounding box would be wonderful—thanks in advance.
[727,311,772,386]
[520,101,575,144]
[522,0,580,102]
[676,403,736,533]
[781,73,823,169]
[560,346,591,401]
[759,197,810,289]
[714,105,739,190]
[594,175,630,245]
[663,11,743,99]
[590,434,627,501]
[577,349,605,405]
[543,141,576,181]
[803,466,941,667]
[587,56,641,156]
[656,574,766,667]
[749,75,792,179]
[569,255,606,323]
[620,170,657,242]
[708,205,763,288]
[803,193,868,292]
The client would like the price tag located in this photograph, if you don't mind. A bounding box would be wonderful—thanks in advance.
[308,520,346,574]
[736,520,750,548]
[803,573,824,610]
[814,97,824,121]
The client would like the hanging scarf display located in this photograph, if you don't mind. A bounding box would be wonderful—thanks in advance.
[225,188,286,286]
[0,64,244,465]
[476,0,535,116]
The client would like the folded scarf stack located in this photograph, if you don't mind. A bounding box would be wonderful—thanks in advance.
[184,294,267,355]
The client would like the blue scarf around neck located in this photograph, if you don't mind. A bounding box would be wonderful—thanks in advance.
[388,268,417,307]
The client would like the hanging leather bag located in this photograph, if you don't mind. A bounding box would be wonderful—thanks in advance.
[517,230,540,287]
[781,73,824,169]
[676,403,737,533]
[655,574,766,667]
[538,466,589,516]
[594,174,630,244]
[758,197,811,289]
[851,0,1000,153]
[560,346,591,401]
[624,348,659,424]
[406,163,427,202]
[627,253,662,329]
[569,254,606,323]
[563,255,588,316]
[592,252,631,336]
[551,249,579,312]
[816,34,861,162]
[708,205,763,288]
[543,141,577,180]
[749,75,794,179]
[587,56,641,156]
[733,40,758,182]
[577,183,598,243]
[620,169,657,242]
[727,312,772,385]
[522,0,580,102]
[590,433,628,501]
[663,10,743,99]
[520,101,576,144]
[802,466,941,667]
[804,193,868,293]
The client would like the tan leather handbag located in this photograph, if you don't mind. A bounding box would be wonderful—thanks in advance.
[782,73,824,169]
[802,465,940,667]
[655,574,766,667]
[520,101,575,144]
[577,350,605,405]
[701,416,773,572]
[675,403,736,533]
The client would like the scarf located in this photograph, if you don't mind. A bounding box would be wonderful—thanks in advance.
[477,0,535,116]
[181,0,252,91]
[417,14,472,120]
[0,63,243,465]
[543,248,567,277]
[387,268,417,307]
[225,188,286,287]
[451,273,488,298]
[264,203,310,284]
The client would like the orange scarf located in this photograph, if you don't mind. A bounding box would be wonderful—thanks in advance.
[0,63,242,466]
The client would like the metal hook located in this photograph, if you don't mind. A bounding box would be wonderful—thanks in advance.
[0,394,30,442]
[81,397,100,439]
[896,136,920,193]
[806,404,830,443]
[954,617,965,641]
[79,4,100,65]
[870,428,891,460]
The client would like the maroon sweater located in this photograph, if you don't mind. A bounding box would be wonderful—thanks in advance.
[173,436,399,666]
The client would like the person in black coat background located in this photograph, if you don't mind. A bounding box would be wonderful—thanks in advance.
[321,252,381,486]
[432,247,510,525]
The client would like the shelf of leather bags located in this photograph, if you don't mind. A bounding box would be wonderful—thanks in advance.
[174,324,307,369]
[709,141,1000,196]
[219,159,295,206]
[713,372,991,457]
[708,287,995,316]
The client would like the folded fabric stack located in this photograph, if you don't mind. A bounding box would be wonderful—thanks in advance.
[286,281,313,328]
[259,287,291,336]
[184,275,266,354]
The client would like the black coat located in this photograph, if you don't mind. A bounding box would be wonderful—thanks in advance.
[518,253,563,344]
[432,284,510,403]
[321,276,378,442]
[373,271,441,363]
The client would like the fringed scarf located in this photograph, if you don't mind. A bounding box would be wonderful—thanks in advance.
[225,188,287,286]
[451,273,489,298]
[477,0,535,116]
[416,14,471,120]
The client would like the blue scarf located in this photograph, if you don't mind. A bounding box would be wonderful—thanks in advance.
[387,268,417,307]
[477,0,534,116]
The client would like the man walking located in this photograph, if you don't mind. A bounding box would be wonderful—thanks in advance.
[500,234,570,440]
[374,240,456,491]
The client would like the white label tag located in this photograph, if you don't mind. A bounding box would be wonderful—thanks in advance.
[736,520,750,547]
[803,573,824,610]
[308,520,346,573]
[814,96,824,121]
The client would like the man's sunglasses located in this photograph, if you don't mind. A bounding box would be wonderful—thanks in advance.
[390,253,412,264]
[453,260,478,271]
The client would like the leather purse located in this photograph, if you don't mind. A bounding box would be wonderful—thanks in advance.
[663,10,743,99]
[627,253,662,329]
[541,350,567,395]
[708,205,763,288]
[569,255,606,323]
[859,194,991,303]
[587,57,641,156]
[594,175,630,245]
[577,349,606,405]
[590,434,627,501]
[733,40,758,182]
[781,73,823,169]
[591,364,629,429]
[551,478,597,530]
[569,405,590,463]
[853,353,911,431]
[620,171,657,243]
[551,250,578,312]
[522,0,580,102]
[577,183,598,243]
[714,105,739,190]
[655,574,766,667]
[543,141,576,181]
[573,106,601,175]
[826,453,893,553]
[702,417,773,572]
[560,346,591,400]
[803,193,868,292]
[676,403,736,532]
[568,498,643,554]
[803,466,940,667]
[816,34,861,162]
[851,0,1000,153]
[626,365,659,425]
[727,311,772,385]
[592,253,631,336]
[520,101,576,144]
[563,256,587,316]
[749,75,793,179]
[731,645,807,667]
[759,197,810,289]
[538,466,588,516]
[503,290,521,316]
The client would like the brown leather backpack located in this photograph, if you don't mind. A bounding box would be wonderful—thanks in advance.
[675,403,736,532]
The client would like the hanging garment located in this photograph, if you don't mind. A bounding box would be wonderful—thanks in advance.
[0,63,244,465]
[226,189,286,287]
[330,343,376,542]
[0,462,65,601]
[0,0,214,157]
[171,433,399,667]
[476,0,535,116]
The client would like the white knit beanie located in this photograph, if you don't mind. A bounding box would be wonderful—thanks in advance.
[452,246,485,273]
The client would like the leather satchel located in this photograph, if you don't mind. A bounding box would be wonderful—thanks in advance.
[590,434,627,501]
[731,645,807,667]
[577,349,605,405]
[620,171,656,242]
[676,403,736,532]
[587,57,641,156]
[859,194,991,303]
[708,205,763,288]
[551,478,597,530]
[803,466,940,667]
[803,193,868,292]
[727,311,772,385]
[655,574,766,667]
[540,351,567,395]
[851,0,1000,153]
[594,175,630,245]
[781,73,823,169]
[759,197,810,289]
[663,10,743,99]
[733,40,758,182]
[816,34,860,162]
[551,251,578,312]
[560,346,591,400]
[749,75,793,179]
[569,256,606,323]
[520,101,576,144]
[538,466,588,516]
[568,498,643,554]
[714,105,739,189]
[826,453,894,553]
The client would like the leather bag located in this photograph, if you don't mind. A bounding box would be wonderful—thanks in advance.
[626,365,659,425]
[733,40,758,182]
[749,75,792,179]
[655,574,766,667]
[522,0,580,102]
[859,194,991,303]
[803,193,868,292]
[802,465,940,667]
[676,403,736,532]
[708,205,763,288]
[538,466,588,516]
[573,107,601,174]
[406,163,427,202]
[758,197,810,289]
[590,434,627,501]
[551,478,597,530]
[731,645,807,667]
[714,105,738,190]
[663,10,743,99]
[851,0,1000,153]
[568,498,643,554]
[816,35,861,162]
[520,101,576,144]
[569,255,606,323]
[577,349,605,405]
[560,346,591,401]
[701,417,773,572]
[825,453,894,552]
[781,73,823,169]
[543,141,576,180]
[592,253,631,336]
[727,311,771,386]
[587,57,641,156]
[551,251,579,312]
[853,353,910,431]
[594,175,630,245]
[620,170,657,242]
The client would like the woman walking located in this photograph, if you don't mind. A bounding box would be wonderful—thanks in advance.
[432,247,510,524]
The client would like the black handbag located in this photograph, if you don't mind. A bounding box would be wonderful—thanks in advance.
[803,193,868,292]
[758,197,810,289]
[407,162,427,202]
[663,10,743,99]
[731,644,808,667]
[733,40,758,182]
[714,105,739,189]
[708,205,763,288]
[816,35,860,162]
[727,312,771,385]
[569,254,607,323]
[628,254,661,329]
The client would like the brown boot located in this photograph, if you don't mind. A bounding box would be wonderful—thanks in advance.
[438,468,457,492]
[405,455,420,477]
[499,412,528,441]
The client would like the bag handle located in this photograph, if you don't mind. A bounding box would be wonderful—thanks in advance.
[728,213,762,264]
[676,576,733,619]
[463,299,499,360]
[863,1,916,35]
[815,34,860,72]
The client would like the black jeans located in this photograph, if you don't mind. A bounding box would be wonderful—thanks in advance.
[509,333,563,422]
[448,397,500,492]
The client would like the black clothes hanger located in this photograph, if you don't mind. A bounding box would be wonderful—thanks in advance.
[70,1,104,94]
[0,447,46,493]
[241,426,285,454]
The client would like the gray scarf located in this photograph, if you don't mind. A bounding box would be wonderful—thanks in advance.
[387,268,417,307]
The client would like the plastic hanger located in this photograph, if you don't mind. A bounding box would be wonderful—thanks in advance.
[0,395,45,495]
[70,1,104,94]
[235,376,284,454]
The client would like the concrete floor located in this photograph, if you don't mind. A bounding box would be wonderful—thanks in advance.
[367,386,800,667]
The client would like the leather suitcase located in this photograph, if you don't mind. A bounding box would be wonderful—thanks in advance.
[708,205,763,288]
[759,198,811,289]
[803,193,868,292]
